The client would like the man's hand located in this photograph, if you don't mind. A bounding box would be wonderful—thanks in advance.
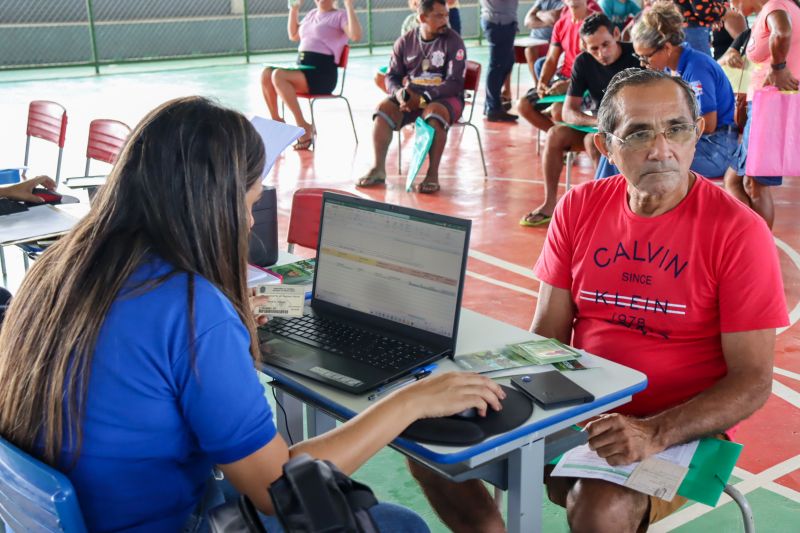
[536,80,549,99]
[401,87,421,112]
[718,50,745,69]
[546,79,569,96]
[584,413,663,466]
[0,175,57,203]
[765,67,799,91]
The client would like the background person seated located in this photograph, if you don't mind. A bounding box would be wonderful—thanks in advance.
[357,0,466,194]
[596,1,739,179]
[522,0,565,84]
[408,68,788,533]
[518,0,601,132]
[260,0,362,150]
[598,0,640,31]
[0,96,505,532]
[521,13,640,227]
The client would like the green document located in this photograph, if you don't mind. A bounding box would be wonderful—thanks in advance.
[405,117,435,192]
[678,438,743,506]
[263,64,315,71]
[538,94,567,104]
[558,122,598,134]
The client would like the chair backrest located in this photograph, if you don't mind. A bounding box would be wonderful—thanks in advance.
[338,44,350,69]
[462,61,482,124]
[26,101,68,148]
[85,119,131,175]
[0,436,87,532]
[286,188,358,251]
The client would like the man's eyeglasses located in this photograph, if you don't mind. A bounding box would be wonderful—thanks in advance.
[604,123,699,151]
[633,46,664,65]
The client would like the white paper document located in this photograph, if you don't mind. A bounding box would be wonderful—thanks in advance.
[552,440,699,500]
[0,205,79,245]
[249,116,305,175]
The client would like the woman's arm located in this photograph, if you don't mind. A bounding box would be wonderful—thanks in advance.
[220,372,505,515]
[343,0,363,41]
[287,3,301,42]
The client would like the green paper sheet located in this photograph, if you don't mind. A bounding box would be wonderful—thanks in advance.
[405,117,435,192]
[558,122,598,134]
[677,438,742,506]
[263,63,315,71]
[538,94,567,104]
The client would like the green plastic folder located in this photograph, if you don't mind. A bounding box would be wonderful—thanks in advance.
[538,94,567,104]
[405,117,435,192]
[263,64,315,71]
[558,122,598,134]
[678,438,742,506]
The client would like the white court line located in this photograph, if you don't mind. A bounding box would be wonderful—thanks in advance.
[766,481,800,504]
[772,379,800,409]
[466,271,539,298]
[653,455,800,531]
[774,367,800,382]
[774,237,800,335]
[468,249,539,281]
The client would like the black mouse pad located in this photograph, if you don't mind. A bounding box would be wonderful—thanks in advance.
[400,385,534,446]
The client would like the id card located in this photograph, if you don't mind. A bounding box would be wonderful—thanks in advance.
[255,284,305,317]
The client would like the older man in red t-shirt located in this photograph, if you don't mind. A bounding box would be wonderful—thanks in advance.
[409,68,787,532]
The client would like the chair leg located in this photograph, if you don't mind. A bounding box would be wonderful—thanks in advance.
[565,151,575,191]
[341,97,358,144]
[55,147,64,186]
[397,130,402,174]
[308,100,316,144]
[0,247,6,278]
[22,252,30,271]
[537,129,542,155]
[723,484,755,533]
[464,123,488,178]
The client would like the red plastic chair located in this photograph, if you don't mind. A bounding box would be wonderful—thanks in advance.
[24,101,68,185]
[287,188,358,252]
[288,45,358,145]
[85,119,131,176]
[396,60,487,177]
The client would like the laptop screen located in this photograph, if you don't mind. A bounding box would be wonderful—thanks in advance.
[313,196,470,339]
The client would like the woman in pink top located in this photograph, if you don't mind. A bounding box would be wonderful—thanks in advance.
[261,0,362,149]
[724,0,800,229]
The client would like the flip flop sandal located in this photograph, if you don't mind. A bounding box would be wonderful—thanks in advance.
[415,181,441,194]
[356,175,387,188]
[519,211,552,227]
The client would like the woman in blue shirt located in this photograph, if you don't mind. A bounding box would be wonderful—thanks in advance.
[596,1,738,179]
[0,97,504,532]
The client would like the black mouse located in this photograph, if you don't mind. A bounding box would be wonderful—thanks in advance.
[452,407,478,419]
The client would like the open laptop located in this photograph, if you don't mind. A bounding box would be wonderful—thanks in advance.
[259,193,471,394]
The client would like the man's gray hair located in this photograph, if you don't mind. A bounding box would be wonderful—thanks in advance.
[597,68,700,135]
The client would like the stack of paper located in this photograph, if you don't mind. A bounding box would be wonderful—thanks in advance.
[506,339,581,365]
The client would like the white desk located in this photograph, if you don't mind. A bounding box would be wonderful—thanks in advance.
[263,309,647,533]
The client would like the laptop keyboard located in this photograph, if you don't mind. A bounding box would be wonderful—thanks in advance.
[265,314,438,371]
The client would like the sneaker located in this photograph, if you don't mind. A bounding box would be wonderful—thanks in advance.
[485,110,519,123]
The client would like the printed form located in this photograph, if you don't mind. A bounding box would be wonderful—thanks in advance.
[552,440,699,501]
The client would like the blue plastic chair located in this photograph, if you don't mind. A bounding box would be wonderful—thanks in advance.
[0,436,87,532]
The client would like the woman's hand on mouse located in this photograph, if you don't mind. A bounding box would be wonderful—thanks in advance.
[391,372,506,420]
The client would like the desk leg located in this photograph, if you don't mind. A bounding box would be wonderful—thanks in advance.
[274,389,305,444]
[506,438,544,533]
[306,406,336,438]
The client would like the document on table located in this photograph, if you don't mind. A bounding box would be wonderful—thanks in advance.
[0,205,79,245]
[552,440,699,501]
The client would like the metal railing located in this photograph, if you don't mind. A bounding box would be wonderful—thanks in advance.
[0,0,500,73]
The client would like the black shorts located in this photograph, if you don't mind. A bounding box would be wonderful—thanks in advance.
[298,51,338,94]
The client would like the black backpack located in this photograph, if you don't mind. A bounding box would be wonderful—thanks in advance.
[208,454,379,533]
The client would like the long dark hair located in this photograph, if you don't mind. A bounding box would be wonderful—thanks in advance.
[0,96,266,466]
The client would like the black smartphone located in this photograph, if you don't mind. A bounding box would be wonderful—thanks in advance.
[510,371,595,409]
